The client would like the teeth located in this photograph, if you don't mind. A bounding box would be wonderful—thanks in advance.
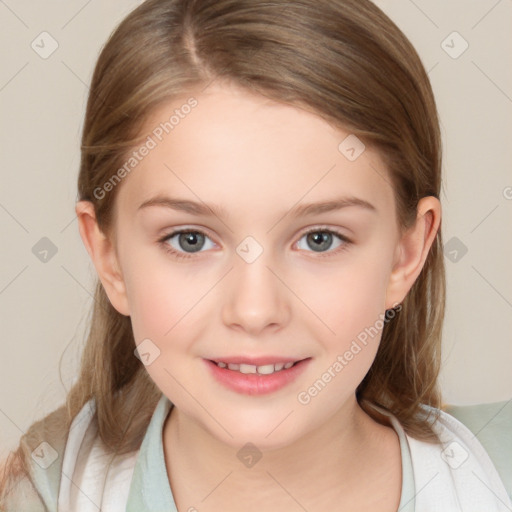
[239,364,257,374]
[256,364,275,375]
[216,361,297,374]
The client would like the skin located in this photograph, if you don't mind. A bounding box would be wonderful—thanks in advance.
[76,81,441,511]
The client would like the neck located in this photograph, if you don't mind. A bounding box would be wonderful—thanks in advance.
[162,397,400,511]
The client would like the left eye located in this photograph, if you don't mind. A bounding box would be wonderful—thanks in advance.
[296,228,349,254]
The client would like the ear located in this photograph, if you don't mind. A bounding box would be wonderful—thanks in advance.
[75,200,130,316]
[385,196,441,309]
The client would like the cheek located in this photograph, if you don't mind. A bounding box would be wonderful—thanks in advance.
[295,262,390,409]
[128,271,190,340]
[301,255,391,340]
[125,252,216,348]
[125,259,205,393]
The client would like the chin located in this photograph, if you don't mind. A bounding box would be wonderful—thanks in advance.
[213,412,306,451]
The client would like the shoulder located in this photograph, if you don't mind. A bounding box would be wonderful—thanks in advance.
[0,404,71,512]
[442,399,512,500]
[0,469,48,512]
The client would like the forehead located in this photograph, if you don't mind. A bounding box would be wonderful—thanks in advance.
[115,82,396,223]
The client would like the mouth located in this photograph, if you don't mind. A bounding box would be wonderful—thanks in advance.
[205,357,312,395]
[209,359,304,375]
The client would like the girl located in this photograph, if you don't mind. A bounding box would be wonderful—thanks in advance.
[1,0,511,511]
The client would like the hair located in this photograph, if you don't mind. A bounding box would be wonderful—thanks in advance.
[1,0,446,502]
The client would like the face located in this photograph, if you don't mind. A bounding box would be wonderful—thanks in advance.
[106,82,407,449]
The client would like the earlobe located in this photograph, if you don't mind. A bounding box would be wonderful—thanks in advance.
[75,201,130,316]
[385,196,441,309]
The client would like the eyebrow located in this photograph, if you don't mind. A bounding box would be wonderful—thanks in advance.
[137,195,377,218]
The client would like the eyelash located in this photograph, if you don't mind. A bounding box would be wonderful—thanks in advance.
[157,226,352,261]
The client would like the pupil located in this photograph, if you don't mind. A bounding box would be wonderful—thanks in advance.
[308,232,331,252]
[180,232,203,252]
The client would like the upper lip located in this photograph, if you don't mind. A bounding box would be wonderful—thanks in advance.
[208,356,309,366]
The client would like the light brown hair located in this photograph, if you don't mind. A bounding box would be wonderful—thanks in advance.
[1,0,445,502]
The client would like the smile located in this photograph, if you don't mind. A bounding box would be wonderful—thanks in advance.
[205,358,311,395]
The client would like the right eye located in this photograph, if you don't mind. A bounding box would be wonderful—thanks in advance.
[159,229,216,259]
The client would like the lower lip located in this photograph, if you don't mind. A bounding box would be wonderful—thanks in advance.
[204,358,311,396]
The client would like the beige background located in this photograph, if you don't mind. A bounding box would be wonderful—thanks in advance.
[1,0,511,459]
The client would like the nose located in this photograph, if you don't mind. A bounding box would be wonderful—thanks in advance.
[221,250,291,336]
